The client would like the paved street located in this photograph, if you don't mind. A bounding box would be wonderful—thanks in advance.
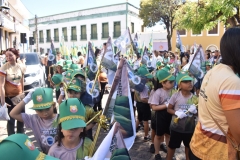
[0,92,186,160]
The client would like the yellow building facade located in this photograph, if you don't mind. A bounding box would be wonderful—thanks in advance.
[171,23,225,53]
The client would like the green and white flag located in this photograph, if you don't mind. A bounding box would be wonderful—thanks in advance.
[86,122,131,160]
[103,59,136,150]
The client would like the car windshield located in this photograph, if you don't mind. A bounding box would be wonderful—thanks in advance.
[20,53,40,65]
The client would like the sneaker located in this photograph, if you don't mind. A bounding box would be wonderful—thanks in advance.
[144,135,151,141]
[155,154,162,160]
[149,143,155,153]
[160,143,167,153]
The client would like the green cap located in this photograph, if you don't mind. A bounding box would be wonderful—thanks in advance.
[71,69,86,78]
[59,98,86,130]
[51,74,63,91]
[157,68,175,83]
[156,61,164,69]
[136,66,153,79]
[64,70,73,81]
[62,60,72,70]
[176,72,193,84]
[67,78,82,92]
[206,61,212,66]
[69,64,79,71]
[0,134,59,160]
[30,88,53,110]
[56,60,64,67]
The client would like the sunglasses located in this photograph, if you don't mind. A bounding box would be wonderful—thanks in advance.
[181,80,192,83]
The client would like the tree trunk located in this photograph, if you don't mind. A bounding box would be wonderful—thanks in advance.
[167,34,172,51]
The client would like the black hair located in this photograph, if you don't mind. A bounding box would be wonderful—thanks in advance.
[95,48,101,57]
[220,27,240,75]
[56,123,87,147]
[103,42,107,46]
[77,51,82,57]
[206,52,210,59]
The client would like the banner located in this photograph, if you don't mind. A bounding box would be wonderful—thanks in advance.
[88,122,131,160]
[114,29,131,54]
[127,64,147,92]
[188,45,206,79]
[153,42,168,51]
[128,28,140,58]
[141,46,149,65]
[102,37,118,72]
[176,31,184,53]
[103,59,136,150]
[47,40,57,66]
[84,42,98,81]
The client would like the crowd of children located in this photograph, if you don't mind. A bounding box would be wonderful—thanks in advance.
[0,41,220,160]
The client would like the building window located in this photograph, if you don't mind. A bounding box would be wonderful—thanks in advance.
[39,30,44,43]
[102,23,109,39]
[46,30,51,42]
[131,22,134,33]
[178,29,186,35]
[71,26,77,41]
[91,24,97,39]
[54,29,59,42]
[113,22,121,38]
[81,25,87,40]
[62,27,68,41]
[208,24,218,34]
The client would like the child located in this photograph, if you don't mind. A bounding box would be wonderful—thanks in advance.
[48,98,92,159]
[148,62,164,153]
[166,72,198,160]
[10,88,58,154]
[58,78,97,140]
[151,68,176,160]
[0,134,59,160]
[134,66,153,141]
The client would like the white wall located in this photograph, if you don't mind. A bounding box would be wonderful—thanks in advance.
[30,14,128,52]
[29,3,127,25]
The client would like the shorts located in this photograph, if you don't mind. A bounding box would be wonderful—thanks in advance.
[155,109,172,136]
[136,102,151,121]
[168,130,193,149]
[151,111,156,131]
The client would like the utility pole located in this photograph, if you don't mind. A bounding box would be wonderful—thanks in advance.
[35,15,39,52]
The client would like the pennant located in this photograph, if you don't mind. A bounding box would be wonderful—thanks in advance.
[188,45,206,79]
[101,37,118,72]
[114,29,131,55]
[84,42,98,81]
[128,28,140,58]
[141,46,149,65]
[176,31,184,53]
[87,122,131,160]
[47,40,56,66]
[148,31,153,53]
[133,33,139,49]
[127,63,147,92]
[103,59,136,150]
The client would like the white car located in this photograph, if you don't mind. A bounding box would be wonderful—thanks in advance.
[20,53,46,92]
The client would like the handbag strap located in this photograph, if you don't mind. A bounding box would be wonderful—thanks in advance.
[205,98,240,151]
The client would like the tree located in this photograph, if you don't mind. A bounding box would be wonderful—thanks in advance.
[139,0,183,51]
[175,0,240,32]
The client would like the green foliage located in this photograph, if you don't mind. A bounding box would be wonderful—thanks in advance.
[176,0,240,32]
[139,0,182,50]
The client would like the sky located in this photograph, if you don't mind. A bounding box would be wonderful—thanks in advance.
[21,0,141,18]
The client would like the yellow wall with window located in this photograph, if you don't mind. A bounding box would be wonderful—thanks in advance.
[171,23,225,53]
